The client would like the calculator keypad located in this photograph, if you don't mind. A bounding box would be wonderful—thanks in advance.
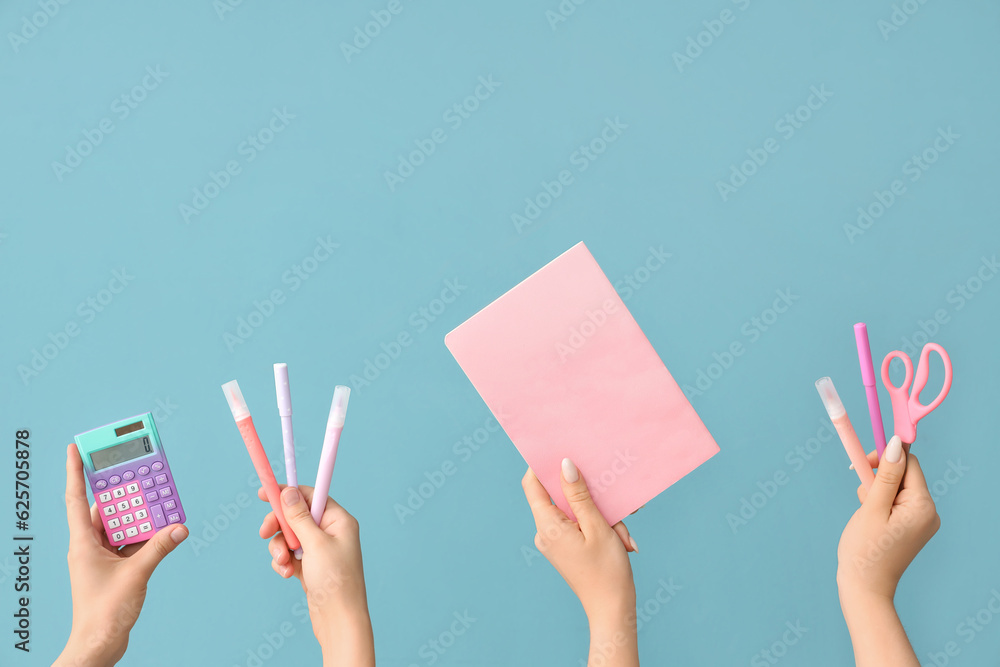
[92,460,184,546]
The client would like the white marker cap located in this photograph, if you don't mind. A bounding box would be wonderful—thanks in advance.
[326,386,351,429]
[274,363,292,416]
[815,377,846,420]
[222,380,250,421]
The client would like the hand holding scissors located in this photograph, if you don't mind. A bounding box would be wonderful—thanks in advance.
[880,342,953,445]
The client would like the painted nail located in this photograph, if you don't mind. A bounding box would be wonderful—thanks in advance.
[629,537,639,553]
[883,435,903,463]
[561,458,579,483]
[283,487,301,506]
[848,463,855,470]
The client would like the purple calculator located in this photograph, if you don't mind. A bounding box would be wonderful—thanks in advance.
[74,412,186,547]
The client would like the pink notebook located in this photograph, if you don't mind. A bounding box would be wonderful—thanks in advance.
[444,242,719,526]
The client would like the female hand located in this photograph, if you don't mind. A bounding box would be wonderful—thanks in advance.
[836,435,940,667]
[257,485,375,667]
[838,435,940,600]
[55,445,188,667]
[522,458,639,667]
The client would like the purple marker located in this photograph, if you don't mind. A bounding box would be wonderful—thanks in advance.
[854,323,888,460]
[310,386,351,525]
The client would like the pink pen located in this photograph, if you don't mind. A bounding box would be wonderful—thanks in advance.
[816,377,875,490]
[222,380,301,553]
[854,323,888,460]
[310,386,350,525]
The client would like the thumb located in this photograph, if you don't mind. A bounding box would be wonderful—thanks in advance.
[130,524,188,580]
[559,458,607,536]
[279,486,324,549]
[864,435,907,515]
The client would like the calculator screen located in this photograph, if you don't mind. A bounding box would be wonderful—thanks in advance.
[91,436,154,471]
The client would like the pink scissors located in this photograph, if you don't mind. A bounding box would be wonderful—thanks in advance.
[880,343,953,445]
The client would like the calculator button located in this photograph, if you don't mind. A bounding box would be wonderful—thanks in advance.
[152,462,164,472]
[130,497,143,507]
[142,478,155,489]
[139,522,152,533]
[111,531,125,542]
[145,491,159,502]
[95,480,108,490]
[109,475,121,485]
[126,483,140,494]
[167,513,181,524]
[163,500,176,511]
[125,527,139,538]
[108,518,121,529]
[117,500,130,512]
[113,488,126,499]
[122,471,135,481]
[99,492,112,503]
[151,504,166,528]
[154,474,168,485]
[159,487,172,498]
[121,513,134,524]
[138,466,150,475]
[103,505,116,516]
[135,509,148,520]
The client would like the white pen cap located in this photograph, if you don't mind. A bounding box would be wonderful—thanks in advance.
[326,386,351,429]
[815,377,846,420]
[274,363,292,416]
[222,380,251,421]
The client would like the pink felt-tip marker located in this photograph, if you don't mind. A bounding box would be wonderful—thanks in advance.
[816,377,875,490]
[223,380,301,553]
[854,323,888,460]
[310,386,351,525]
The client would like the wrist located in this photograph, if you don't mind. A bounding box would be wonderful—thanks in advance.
[55,634,121,667]
[585,593,637,634]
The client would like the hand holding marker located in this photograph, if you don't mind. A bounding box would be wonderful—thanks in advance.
[223,369,351,557]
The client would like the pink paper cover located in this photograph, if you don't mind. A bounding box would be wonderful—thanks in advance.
[444,242,719,525]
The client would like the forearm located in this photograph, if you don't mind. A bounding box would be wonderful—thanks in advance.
[839,586,918,667]
[586,601,639,667]
[319,612,376,667]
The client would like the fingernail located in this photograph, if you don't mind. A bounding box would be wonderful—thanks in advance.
[561,458,579,483]
[849,463,855,470]
[170,526,188,544]
[884,436,903,463]
[629,537,639,552]
[283,487,301,506]
[272,548,281,560]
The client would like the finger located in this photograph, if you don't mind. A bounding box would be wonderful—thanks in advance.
[863,436,907,515]
[65,444,96,546]
[521,469,563,530]
[857,484,868,505]
[900,452,929,493]
[559,458,607,537]
[128,524,188,580]
[278,487,323,551]
[90,503,105,535]
[269,534,291,567]
[866,450,879,468]
[271,557,294,579]
[612,522,636,552]
[259,512,280,539]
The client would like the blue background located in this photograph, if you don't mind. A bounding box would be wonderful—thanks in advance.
[2,1,999,665]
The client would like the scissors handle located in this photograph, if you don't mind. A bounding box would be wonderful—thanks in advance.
[910,343,953,420]
[880,344,952,444]
[881,350,916,443]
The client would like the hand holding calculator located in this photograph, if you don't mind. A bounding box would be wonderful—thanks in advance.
[74,413,186,547]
